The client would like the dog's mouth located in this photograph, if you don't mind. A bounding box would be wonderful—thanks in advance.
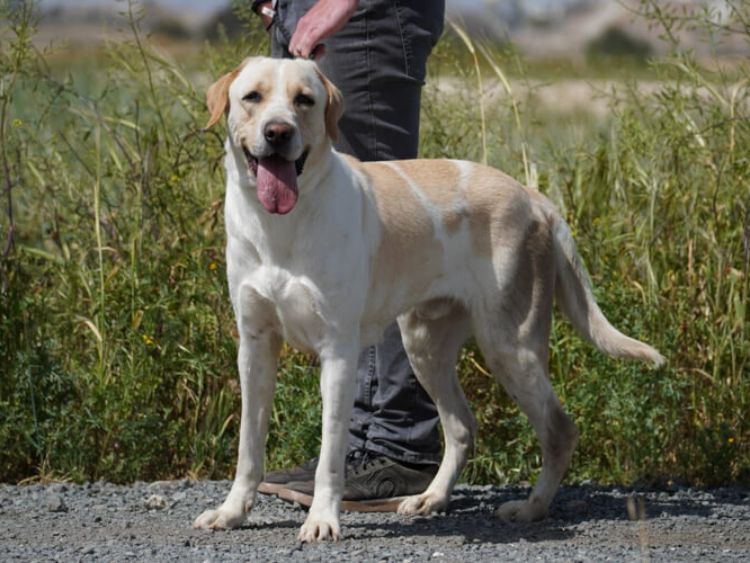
[242,146,308,215]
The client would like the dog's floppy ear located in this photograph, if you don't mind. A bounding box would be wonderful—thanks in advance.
[315,67,344,142]
[205,62,245,129]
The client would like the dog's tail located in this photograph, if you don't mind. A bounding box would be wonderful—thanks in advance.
[551,214,665,366]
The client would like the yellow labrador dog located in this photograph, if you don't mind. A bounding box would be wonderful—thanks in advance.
[194,57,663,542]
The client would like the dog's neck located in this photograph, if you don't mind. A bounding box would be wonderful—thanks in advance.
[296,141,336,193]
[224,141,358,261]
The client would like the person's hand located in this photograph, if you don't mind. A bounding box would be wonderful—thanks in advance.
[288,0,357,59]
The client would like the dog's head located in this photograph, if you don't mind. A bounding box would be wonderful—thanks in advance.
[205,57,343,214]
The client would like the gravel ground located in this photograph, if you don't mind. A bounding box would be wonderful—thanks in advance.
[1,480,748,562]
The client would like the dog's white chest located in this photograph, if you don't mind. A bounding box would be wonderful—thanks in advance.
[274,280,326,353]
[243,266,326,353]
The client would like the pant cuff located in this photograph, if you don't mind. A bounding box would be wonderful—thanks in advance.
[361,441,441,467]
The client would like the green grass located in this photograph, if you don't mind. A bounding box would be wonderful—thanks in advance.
[1,2,748,486]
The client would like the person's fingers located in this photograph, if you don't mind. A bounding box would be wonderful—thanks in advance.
[288,34,307,58]
[290,35,318,59]
[288,0,356,58]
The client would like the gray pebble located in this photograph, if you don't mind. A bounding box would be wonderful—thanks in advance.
[46,495,68,513]
[143,494,167,510]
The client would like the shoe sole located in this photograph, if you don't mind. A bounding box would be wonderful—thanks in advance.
[275,486,408,513]
[257,482,288,495]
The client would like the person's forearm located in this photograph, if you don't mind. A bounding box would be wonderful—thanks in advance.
[288,0,358,58]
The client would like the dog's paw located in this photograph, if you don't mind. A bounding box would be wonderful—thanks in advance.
[298,514,341,542]
[193,505,248,530]
[494,499,547,523]
[397,492,448,516]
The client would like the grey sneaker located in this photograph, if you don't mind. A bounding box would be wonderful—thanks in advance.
[276,450,438,512]
[258,457,318,495]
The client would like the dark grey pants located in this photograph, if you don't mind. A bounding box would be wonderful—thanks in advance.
[271,0,445,465]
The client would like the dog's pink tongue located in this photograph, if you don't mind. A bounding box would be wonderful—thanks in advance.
[256,155,298,214]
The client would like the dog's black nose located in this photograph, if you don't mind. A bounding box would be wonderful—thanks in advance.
[264,122,293,146]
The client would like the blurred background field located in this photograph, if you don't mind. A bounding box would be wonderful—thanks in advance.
[1,0,748,487]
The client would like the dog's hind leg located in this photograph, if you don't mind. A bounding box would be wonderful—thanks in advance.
[194,289,282,530]
[396,301,476,516]
[475,313,579,523]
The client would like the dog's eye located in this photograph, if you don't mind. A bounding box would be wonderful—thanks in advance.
[243,91,262,103]
[294,93,315,107]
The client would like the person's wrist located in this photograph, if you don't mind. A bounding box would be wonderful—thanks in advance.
[251,0,271,14]
[251,0,275,30]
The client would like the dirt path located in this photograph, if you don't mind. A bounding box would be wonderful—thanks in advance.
[2,480,748,561]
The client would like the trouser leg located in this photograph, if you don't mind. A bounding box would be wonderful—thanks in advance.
[272,0,445,466]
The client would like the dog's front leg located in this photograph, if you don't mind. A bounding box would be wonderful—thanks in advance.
[193,323,281,530]
[298,339,358,543]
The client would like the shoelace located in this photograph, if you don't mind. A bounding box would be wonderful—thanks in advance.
[345,449,384,474]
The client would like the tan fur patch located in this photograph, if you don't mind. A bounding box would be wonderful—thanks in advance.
[393,160,465,233]
[358,161,444,295]
[313,67,343,141]
[205,60,248,129]
[464,164,529,258]
[512,215,555,347]
[381,160,533,258]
